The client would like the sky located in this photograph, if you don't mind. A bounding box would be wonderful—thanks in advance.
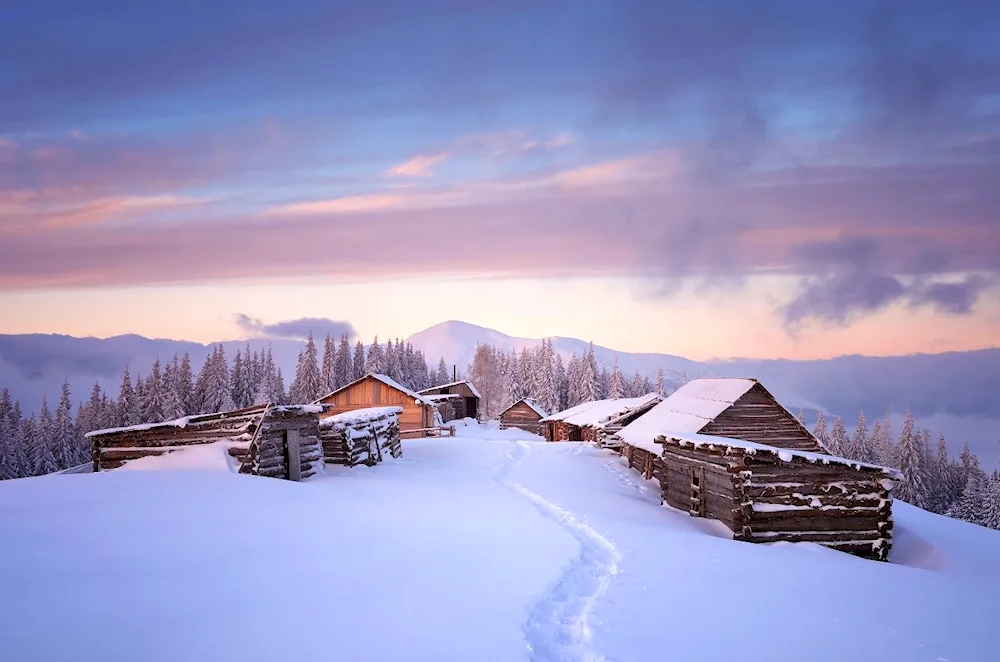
[1,0,999,360]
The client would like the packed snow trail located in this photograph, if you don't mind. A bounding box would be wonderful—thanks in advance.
[494,440,622,662]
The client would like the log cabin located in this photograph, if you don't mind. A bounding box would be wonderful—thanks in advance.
[319,406,403,466]
[418,380,481,422]
[613,378,900,560]
[539,393,661,442]
[498,398,548,434]
[314,373,441,438]
[86,404,325,481]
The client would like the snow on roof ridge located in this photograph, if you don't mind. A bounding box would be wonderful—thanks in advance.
[540,393,661,427]
[418,380,483,399]
[314,373,438,407]
[656,431,903,479]
[501,397,549,418]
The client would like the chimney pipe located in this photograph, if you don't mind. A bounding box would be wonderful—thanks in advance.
[453,364,457,382]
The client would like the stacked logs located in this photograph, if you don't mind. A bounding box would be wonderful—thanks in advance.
[319,406,403,467]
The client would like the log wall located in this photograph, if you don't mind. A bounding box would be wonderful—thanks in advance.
[499,401,543,434]
[90,405,323,481]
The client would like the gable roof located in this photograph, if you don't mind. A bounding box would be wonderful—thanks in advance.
[540,393,662,428]
[616,377,824,453]
[313,373,438,407]
[418,380,483,400]
[499,397,548,419]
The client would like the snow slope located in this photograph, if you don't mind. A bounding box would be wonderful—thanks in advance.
[2,423,998,661]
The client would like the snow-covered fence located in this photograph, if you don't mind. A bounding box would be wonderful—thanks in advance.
[86,404,325,481]
[319,406,403,467]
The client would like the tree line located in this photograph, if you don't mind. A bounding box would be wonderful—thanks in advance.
[0,333,446,480]
[467,340,673,421]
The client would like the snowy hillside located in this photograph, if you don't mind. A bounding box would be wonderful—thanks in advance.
[408,320,716,383]
[2,423,998,662]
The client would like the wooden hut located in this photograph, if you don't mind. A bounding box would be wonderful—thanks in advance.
[314,373,442,438]
[418,380,481,422]
[539,394,661,442]
[614,378,900,561]
[86,404,325,481]
[319,406,403,466]
[498,398,548,434]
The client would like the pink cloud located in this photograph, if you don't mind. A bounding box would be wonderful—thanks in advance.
[385,152,449,178]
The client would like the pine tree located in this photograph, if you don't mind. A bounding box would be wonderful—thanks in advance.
[141,359,166,424]
[321,334,337,393]
[813,411,828,451]
[500,350,518,411]
[895,412,928,508]
[826,416,849,457]
[0,387,10,423]
[796,409,807,426]
[553,353,568,412]
[230,352,246,410]
[161,359,184,420]
[629,370,644,398]
[353,341,366,381]
[335,333,352,389]
[435,357,449,386]
[949,465,987,525]
[655,368,665,397]
[410,346,430,391]
[609,357,624,398]
[178,352,195,414]
[274,367,287,405]
[536,339,558,415]
[199,345,234,413]
[364,336,384,374]
[33,402,58,476]
[0,410,13,479]
[566,354,581,407]
[386,339,404,383]
[239,345,256,409]
[982,474,1000,530]
[927,434,953,514]
[52,380,76,469]
[117,366,137,427]
[14,412,31,478]
[872,417,895,468]
[595,367,609,400]
[290,332,323,403]
[850,411,873,463]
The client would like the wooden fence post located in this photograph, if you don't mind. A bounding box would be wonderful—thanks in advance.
[286,429,302,481]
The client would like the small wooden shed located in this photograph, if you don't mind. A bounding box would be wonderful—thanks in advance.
[539,394,661,442]
[86,404,325,481]
[418,380,481,422]
[498,398,548,434]
[319,406,403,466]
[314,373,441,438]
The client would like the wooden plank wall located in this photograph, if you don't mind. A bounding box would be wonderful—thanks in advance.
[318,377,432,436]
[499,402,543,433]
[699,383,826,452]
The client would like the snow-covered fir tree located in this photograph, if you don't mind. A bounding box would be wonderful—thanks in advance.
[596,367,609,400]
[116,366,137,427]
[655,368,665,396]
[238,345,256,409]
[850,411,873,463]
[161,358,184,420]
[386,339,404,384]
[321,334,337,394]
[629,370,644,398]
[434,357,449,386]
[352,341,366,381]
[826,416,849,457]
[141,359,166,424]
[32,402,58,476]
[178,352,195,414]
[949,465,987,525]
[609,357,624,399]
[0,409,13,479]
[982,474,1000,530]
[52,380,77,469]
[13,413,31,478]
[289,333,323,403]
[895,412,928,507]
[553,353,568,412]
[566,354,581,407]
[230,352,247,411]
[335,333,352,389]
[535,339,558,415]
[813,411,828,450]
[872,417,895,468]
[365,336,384,375]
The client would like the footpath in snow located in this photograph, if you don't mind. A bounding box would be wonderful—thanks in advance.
[1,419,999,662]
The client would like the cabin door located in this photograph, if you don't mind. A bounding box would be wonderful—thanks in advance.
[466,397,478,420]
[569,426,582,442]
[689,466,705,517]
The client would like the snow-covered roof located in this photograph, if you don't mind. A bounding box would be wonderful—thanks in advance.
[85,403,327,438]
[615,378,756,448]
[419,380,483,400]
[500,397,549,419]
[654,431,903,480]
[319,406,404,428]
[540,393,661,428]
[422,393,461,402]
[315,373,438,407]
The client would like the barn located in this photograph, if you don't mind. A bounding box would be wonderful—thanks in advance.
[539,394,661,442]
[498,398,548,434]
[314,373,442,438]
[86,404,325,481]
[418,380,481,422]
[614,378,899,560]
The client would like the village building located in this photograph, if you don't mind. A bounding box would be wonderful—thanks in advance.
[498,398,548,434]
[613,378,899,561]
[418,380,481,422]
[314,373,442,438]
[539,393,662,442]
[86,404,325,481]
